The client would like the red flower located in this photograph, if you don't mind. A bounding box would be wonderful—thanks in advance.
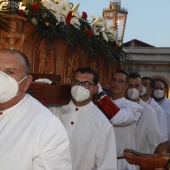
[18,9,24,17]
[113,45,118,50]
[32,3,40,11]
[65,11,72,25]
[82,11,87,19]
[86,29,93,38]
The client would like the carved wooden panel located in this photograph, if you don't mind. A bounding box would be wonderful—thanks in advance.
[0,14,26,51]
[104,64,114,88]
[32,39,57,74]
[64,45,80,84]
[88,57,100,74]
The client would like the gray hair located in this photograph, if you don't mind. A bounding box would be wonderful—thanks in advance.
[0,49,30,75]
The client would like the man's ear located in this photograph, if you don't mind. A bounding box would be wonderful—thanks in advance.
[125,82,129,90]
[150,87,153,93]
[93,85,99,94]
[140,85,143,91]
[23,75,33,92]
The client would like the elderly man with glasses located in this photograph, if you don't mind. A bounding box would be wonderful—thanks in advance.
[49,67,117,170]
[97,70,143,170]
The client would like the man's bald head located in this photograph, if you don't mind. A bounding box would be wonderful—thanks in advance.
[0,49,30,75]
[155,81,164,90]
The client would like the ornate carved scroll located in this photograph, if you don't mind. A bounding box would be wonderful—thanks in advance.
[32,38,57,74]
[65,52,79,83]
[104,64,115,88]
[38,39,55,74]
[89,58,99,74]
[0,14,26,51]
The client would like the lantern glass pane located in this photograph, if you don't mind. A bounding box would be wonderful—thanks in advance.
[117,13,126,40]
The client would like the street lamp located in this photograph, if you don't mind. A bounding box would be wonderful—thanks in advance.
[103,0,128,42]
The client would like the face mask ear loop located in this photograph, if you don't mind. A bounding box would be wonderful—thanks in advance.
[18,76,27,84]
[89,88,94,92]
[15,76,28,97]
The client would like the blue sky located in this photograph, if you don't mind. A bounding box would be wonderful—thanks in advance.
[71,0,170,47]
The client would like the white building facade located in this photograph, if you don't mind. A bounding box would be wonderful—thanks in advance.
[124,40,170,97]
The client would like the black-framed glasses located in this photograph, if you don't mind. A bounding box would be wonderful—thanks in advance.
[71,79,95,89]
[111,78,125,84]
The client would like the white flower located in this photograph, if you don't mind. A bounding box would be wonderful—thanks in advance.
[70,17,80,29]
[93,26,100,36]
[102,31,108,42]
[42,0,73,24]
[94,17,104,26]
[90,14,96,20]
[54,13,64,24]
[91,15,105,35]
[42,0,56,10]
[58,0,72,17]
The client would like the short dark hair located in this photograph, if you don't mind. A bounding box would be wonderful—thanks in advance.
[73,67,99,85]
[114,69,129,83]
[129,72,141,79]
[142,76,155,88]
[0,49,30,75]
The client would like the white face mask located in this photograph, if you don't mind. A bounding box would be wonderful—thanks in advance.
[0,71,27,103]
[153,89,164,99]
[139,86,147,96]
[127,88,139,100]
[71,85,92,102]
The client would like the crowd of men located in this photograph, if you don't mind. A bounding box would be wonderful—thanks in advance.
[0,48,169,170]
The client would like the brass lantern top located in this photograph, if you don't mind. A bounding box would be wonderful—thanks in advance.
[103,0,128,42]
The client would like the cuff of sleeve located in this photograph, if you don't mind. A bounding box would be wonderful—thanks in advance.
[98,91,107,101]
[98,95,120,120]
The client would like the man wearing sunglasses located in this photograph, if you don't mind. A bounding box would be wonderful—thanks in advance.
[49,67,117,170]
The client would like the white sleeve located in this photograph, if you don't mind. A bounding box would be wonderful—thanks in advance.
[157,108,168,142]
[33,115,72,170]
[110,102,142,127]
[95,125,117,170]
[48,106,61,117]
[146,107,162,153]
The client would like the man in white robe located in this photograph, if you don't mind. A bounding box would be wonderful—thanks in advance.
[50,67,117,170]
[153,80,170,140]
[97,70,143,170]
[127,72,161,155]
[141,77,168,142]
[0,49,72,170]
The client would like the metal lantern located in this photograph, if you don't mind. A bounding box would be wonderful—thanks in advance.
[103,0,128,42]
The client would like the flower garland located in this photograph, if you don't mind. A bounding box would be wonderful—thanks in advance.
[17,0,132,70]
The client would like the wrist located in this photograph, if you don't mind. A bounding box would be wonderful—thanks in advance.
[98,90,107,100]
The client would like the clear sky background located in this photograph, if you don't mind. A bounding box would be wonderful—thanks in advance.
[71,0,170,47]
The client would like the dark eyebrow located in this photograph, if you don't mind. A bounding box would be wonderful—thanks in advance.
[4,68,20,74]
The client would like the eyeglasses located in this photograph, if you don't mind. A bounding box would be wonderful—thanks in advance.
[111,78,125,84]
[71,79,95,89]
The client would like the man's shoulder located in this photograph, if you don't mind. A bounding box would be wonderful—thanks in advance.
[93,104,112,121]
[160,97,170,111]
[140,99,157,116]
[48,104,69,116]
[164,97,170,104]
[24,94,57,119]
[122,98,143,109]
[20,95,64,131]
[151,98,164,111]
